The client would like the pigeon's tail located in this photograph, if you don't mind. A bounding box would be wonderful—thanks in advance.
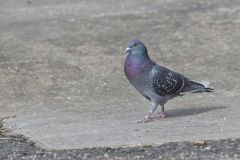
[183,80,213,93]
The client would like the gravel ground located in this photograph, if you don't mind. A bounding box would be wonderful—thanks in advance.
[1,123,239,160]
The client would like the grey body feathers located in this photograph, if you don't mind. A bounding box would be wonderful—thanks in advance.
[124,39,213,117]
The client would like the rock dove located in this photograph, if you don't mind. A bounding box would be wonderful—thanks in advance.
[124,39,213,123]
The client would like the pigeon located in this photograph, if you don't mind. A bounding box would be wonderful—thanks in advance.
[124,39,213,123]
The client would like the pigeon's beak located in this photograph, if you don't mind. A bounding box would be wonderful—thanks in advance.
[125,47,130,54]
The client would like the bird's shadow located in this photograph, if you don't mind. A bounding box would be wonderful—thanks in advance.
[166,106,226,118]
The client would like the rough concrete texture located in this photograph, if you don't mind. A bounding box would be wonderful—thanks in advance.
[0,0,240,149]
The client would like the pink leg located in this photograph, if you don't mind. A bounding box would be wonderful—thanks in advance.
[136,113,153,123]
[153,111,169,118]
[152,105,170,119]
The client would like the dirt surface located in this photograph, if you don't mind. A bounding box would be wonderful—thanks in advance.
[0,0,240,151]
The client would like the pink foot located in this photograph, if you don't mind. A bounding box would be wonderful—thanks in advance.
[136,114,153,123]
[152,111,170,119]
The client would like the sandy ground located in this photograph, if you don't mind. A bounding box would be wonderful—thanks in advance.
[0,0,240,150]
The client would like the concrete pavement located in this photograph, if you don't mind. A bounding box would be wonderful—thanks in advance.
[0,0,240,149]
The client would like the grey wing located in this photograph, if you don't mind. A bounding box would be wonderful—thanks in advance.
[150,65,190,96]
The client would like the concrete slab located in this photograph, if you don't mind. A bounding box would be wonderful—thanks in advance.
[0,0,240,149]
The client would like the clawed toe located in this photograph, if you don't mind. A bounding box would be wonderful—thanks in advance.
[152,111,170,119]
[136,118,152,123]
[136,114,153,123]
[136,111,170,123]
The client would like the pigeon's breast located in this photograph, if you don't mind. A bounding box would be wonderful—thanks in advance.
[124,57,153,93]
[124,57,149,78]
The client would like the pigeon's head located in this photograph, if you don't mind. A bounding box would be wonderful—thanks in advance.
[125,39,148,57]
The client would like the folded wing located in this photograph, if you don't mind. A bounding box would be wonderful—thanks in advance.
[150,65,190,96]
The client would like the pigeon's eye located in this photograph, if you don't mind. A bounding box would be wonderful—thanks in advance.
[134,43,137,46]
